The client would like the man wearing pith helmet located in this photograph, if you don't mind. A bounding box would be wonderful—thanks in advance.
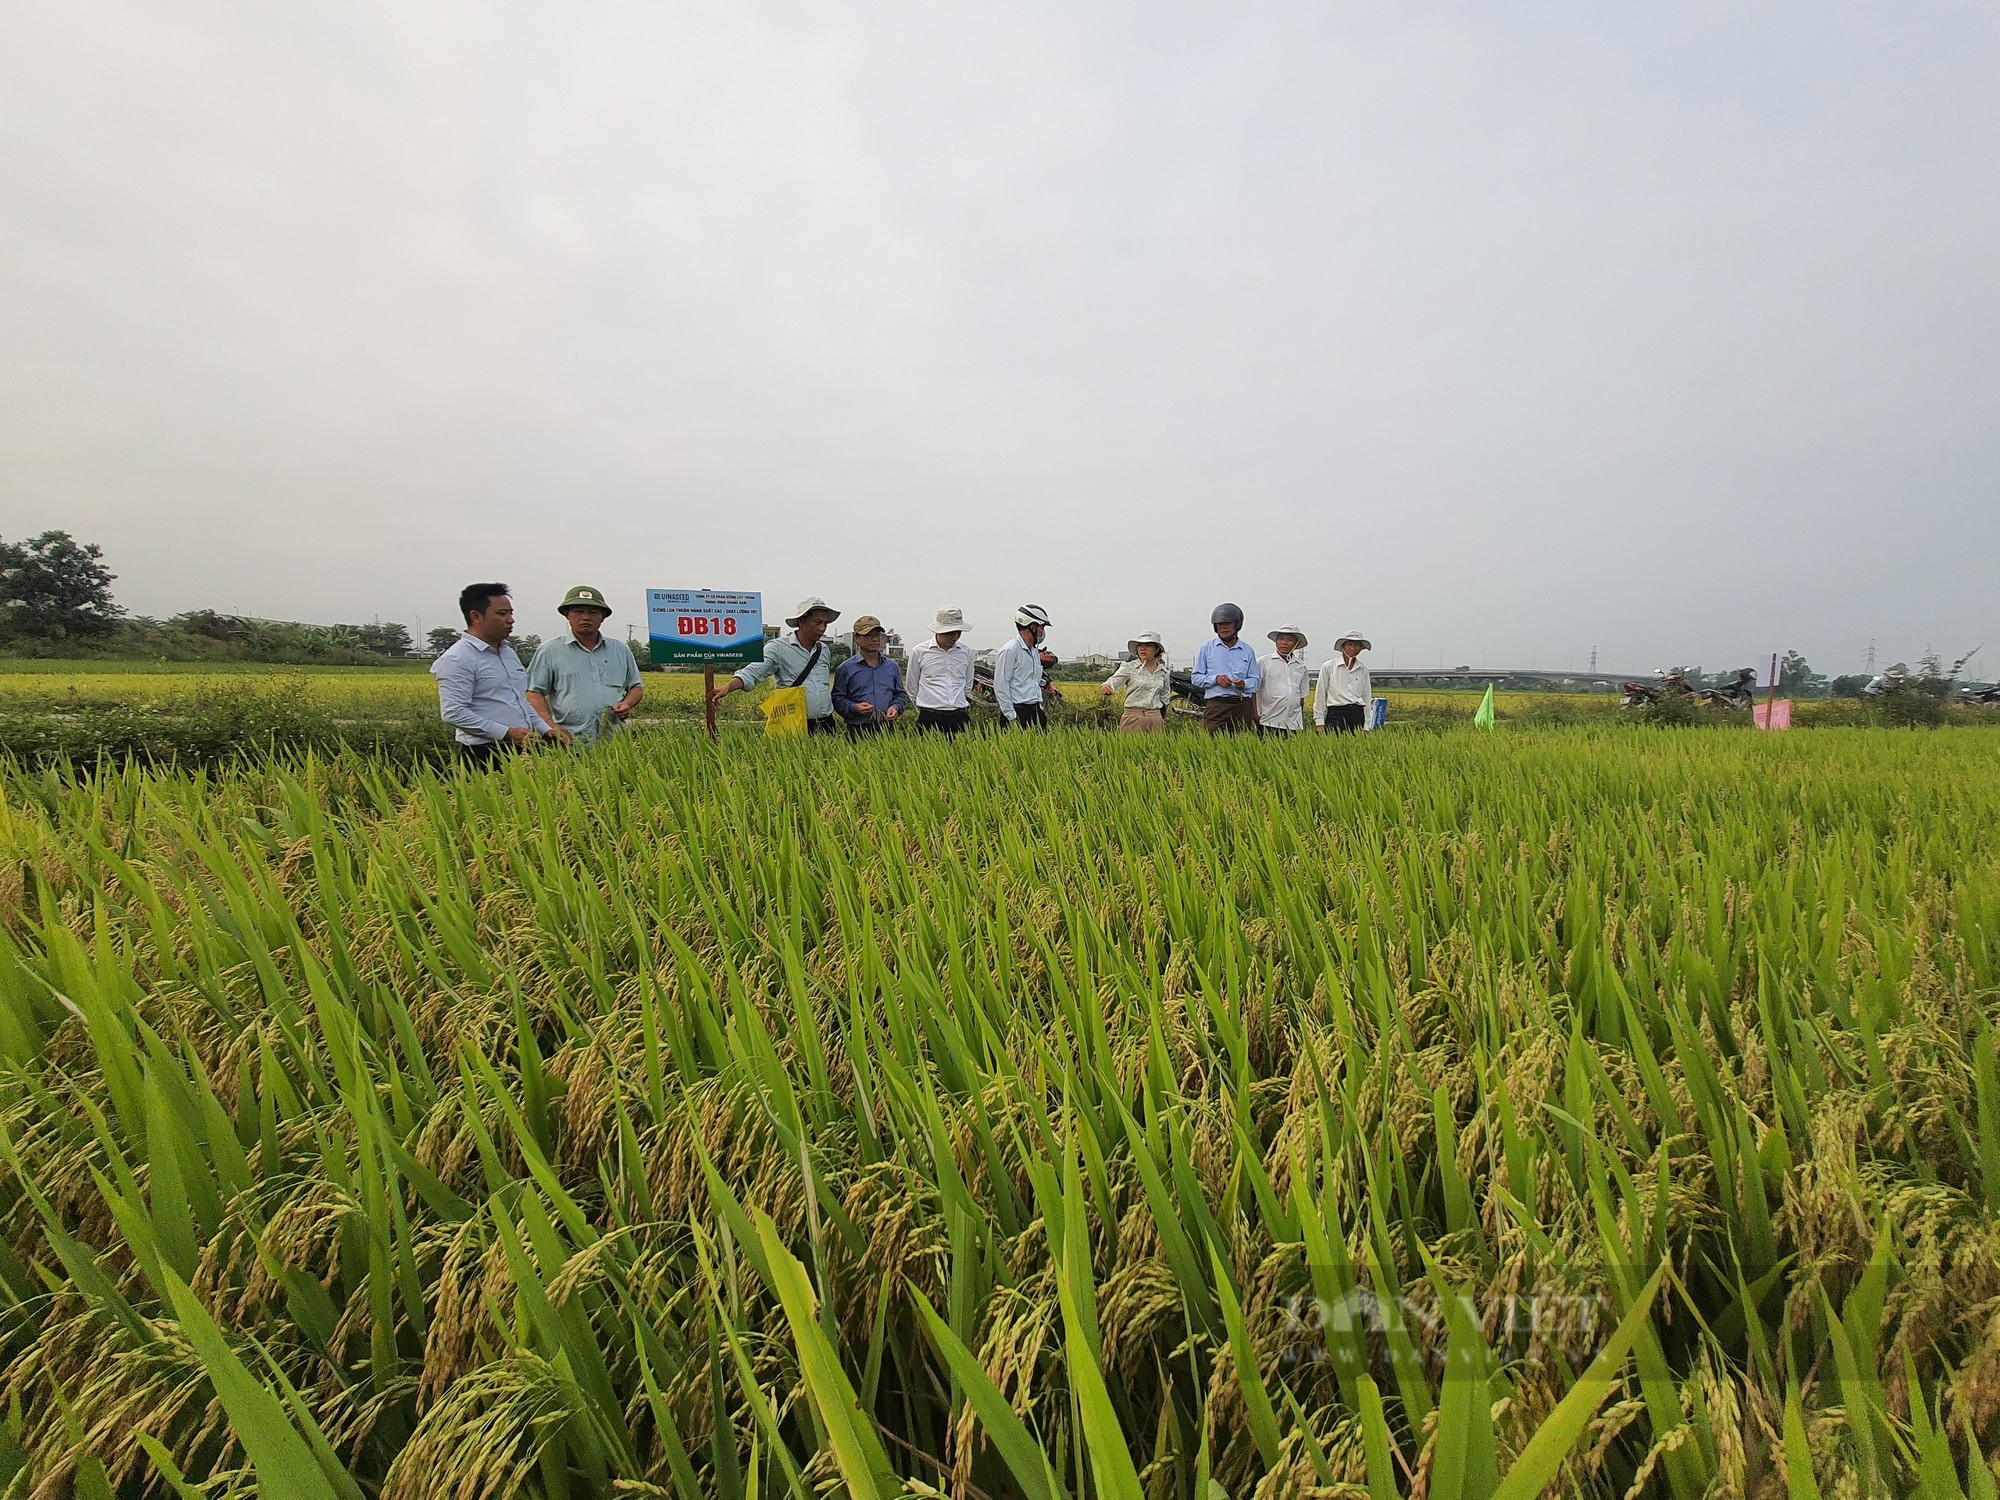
[526,585,646,745]
[709,596,842,735]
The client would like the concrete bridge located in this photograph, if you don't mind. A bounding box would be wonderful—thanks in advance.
[1369,667,1636,687]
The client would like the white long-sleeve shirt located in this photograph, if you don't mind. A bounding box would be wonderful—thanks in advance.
[431,633,552,746]
[906,638,976,711]
[992,634,1044,718]
[1256,651,1312,730]
[1102,656,1173,710]
[1315,658,1373,722]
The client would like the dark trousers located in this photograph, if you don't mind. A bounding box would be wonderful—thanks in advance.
[1323,703,1367,735]
[807,716,840,736]
[1201,696,1256,735]
[843,718,885,736]
[917,707,970,736]
[1008,701,1048,729]
[455,739,514,767]
[1257,723,1299,738]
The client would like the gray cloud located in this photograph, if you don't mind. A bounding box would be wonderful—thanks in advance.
[3,0,1995,674]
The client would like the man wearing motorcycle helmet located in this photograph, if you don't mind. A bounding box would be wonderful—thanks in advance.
[1192,602,1260,734]
[995,604,1054,729]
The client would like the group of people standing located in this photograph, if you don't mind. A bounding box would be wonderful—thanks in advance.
[430,583,1375,760]
[711,599,1048,737]
[1170,602,1375,736]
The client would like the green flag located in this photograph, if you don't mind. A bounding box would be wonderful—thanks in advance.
[1473,684,1496,729]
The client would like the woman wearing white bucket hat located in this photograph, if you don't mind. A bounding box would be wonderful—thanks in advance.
[1316,630,1373,734]
[1256,625,1311,734]
[906,607,977,735]
[1100,632,1172,733]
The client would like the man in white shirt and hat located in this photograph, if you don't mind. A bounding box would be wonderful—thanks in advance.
[906,607,977,735]
[1316,630,1373,735]
[993,604,1054,729]
[1256,625,1311,735]
[709,596,842,735]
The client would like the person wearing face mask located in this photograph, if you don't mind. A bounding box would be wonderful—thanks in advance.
[1191,602,1260,735]
[994,604,1054,729]
[906,607,977,735]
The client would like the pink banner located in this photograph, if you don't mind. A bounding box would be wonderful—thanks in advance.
[1753,700,1792,731]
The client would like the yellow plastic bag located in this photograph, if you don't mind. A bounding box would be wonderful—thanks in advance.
[759,686,809,738]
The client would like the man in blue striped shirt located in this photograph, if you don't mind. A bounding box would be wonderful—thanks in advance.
[1192,602,1260,735]
[431,582,558,764]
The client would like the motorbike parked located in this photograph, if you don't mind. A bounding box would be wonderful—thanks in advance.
[1620,671,1695,710]
[971,647,1062,706]
[1695,667,1757,710]
[1622,667,1755,711]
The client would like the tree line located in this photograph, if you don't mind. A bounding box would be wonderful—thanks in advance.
[0,529,486,665]
[2,528,1979,688]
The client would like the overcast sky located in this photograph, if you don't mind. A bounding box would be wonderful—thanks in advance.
[3,2,1995,674]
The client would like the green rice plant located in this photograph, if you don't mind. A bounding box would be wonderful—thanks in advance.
[0,725,1997,1497]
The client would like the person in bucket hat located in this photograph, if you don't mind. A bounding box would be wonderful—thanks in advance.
[710,596,842,734]
[1256,624,1311,735]
[526,585,645,745]
[1100,632,1172,733]
[1316,630,1373,735]
[906,607,976,735]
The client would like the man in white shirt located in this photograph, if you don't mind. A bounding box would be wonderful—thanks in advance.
[1256,625,1311,735]
[1316,630,1373,734]
[906,607,977,736]
[993,605,1053,729]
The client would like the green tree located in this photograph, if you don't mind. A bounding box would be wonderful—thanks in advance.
[1913,648,1953,699]
[347,622,412,656]
[427,626,460,654]
[1778,650,1825,697]
[512,633,541,665]
[0,530,123,639]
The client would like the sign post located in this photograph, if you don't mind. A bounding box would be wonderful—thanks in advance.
[648,590,764,742]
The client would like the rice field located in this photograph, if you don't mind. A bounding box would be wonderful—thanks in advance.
[1,726,1997,1497]
[0,662,1610,726]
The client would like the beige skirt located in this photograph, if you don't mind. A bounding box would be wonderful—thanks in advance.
[1119,707,1166,734]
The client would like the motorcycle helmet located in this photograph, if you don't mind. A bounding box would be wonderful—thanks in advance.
[1014,604,1052,630]
[1210,602,1244,629]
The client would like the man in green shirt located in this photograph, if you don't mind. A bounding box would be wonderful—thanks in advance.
[526,585,645,744]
